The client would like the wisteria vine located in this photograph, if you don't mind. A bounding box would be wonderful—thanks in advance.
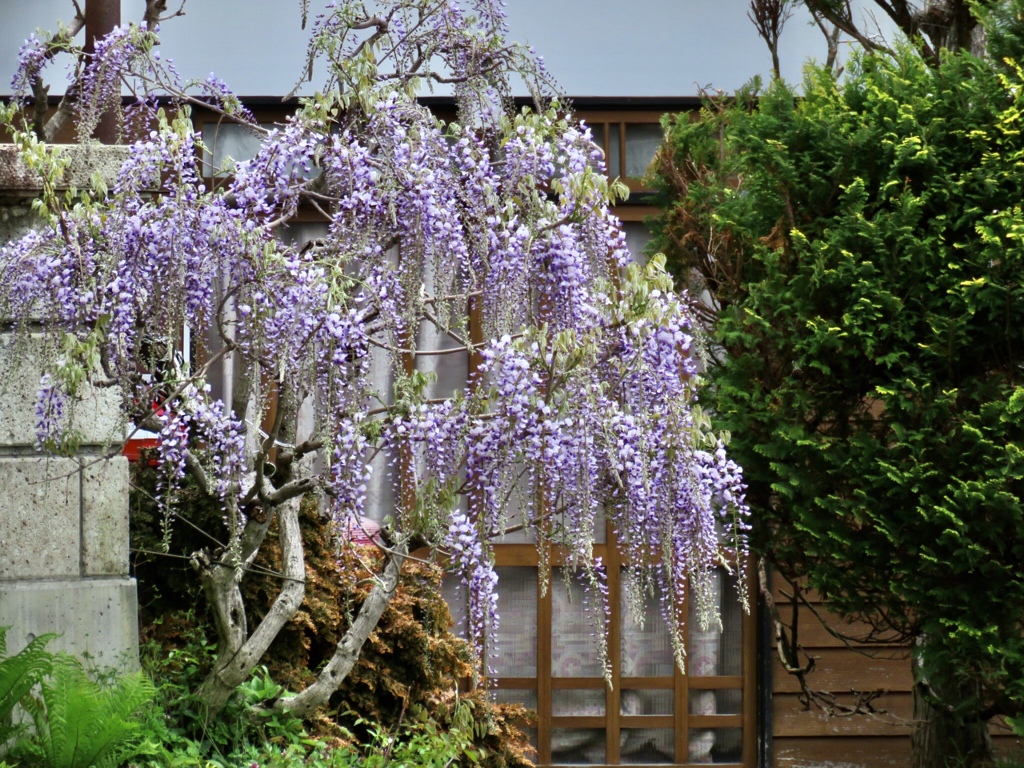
[1,0,750,699]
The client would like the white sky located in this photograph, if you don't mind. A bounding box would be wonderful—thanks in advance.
[0,0,896,98]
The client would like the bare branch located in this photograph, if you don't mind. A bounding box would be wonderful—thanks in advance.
[144,0,168,29]
[275,437,324,476]
[183,450,211,496]
[145,0,187,29]
[42,95,77,143]
[758,559,888,718]
[801,0,904,61]
[748,0,793,79]
[27,9,87,140]
[810,10,844,76]
[264,476,318,505]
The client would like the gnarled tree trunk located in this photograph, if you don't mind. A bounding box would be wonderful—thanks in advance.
[277,539,408,718]
[911,654,992,768]
[195,494,307,714]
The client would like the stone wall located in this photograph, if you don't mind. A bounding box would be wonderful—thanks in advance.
[0,143,138,670]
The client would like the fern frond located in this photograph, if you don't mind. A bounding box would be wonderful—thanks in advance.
[42,654,82,768]
[0,629,57,723]
[18,653,155,768]
[0,632,154,768]
[70,671,155,768]
[13,692,51,765]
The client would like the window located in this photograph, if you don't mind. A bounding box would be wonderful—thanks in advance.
[201,122,269,177]
[200,119,319,181]
[445,535,757,766]
[588,120,664,191]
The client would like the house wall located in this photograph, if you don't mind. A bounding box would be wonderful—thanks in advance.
[769,575,1024,767]
[769,576,915,767]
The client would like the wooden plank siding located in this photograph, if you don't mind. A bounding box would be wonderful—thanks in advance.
[769,576,914,768]
[769,575,1023,766]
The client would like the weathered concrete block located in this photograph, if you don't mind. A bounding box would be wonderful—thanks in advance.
[0,457,81,579]
[0,199,40,246]
[0,334,124,448]
[82,456,130,576]
[0,143,140,671]
[0,144,131,199]
[0,142,141,253]
[0,578,139,671]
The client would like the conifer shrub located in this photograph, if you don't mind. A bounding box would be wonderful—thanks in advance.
[649,42,1024,733]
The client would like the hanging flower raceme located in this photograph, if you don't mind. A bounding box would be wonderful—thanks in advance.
[0,0,753,707]
[75,24,157,142]
[445,508,499,654]
[155,385,246,501]
[34,374,67,451]
[9,34,47,100]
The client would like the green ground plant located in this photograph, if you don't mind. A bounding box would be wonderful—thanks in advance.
[132,625,518,768]
[0,627,55,757]
[10,655,153,768]
[0,627,153,768]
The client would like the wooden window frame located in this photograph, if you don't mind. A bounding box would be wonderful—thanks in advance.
[479,537,758,767]
[579,111,668,195]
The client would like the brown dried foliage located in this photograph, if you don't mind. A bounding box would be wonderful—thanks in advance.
[243,498,535,767]
[130,467,533,767]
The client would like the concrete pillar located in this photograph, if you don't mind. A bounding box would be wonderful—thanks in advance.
[0,144,139,670]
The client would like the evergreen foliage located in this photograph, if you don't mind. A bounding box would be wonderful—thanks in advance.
[650,43,1024,722]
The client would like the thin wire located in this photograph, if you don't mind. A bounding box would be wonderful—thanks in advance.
[130,548,306,584]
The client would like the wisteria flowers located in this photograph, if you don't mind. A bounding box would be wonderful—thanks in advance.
[1,0,750,716]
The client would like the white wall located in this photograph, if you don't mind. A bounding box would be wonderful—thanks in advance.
[1,0,897,98]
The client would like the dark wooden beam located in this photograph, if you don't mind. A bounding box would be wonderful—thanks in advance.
[84,0,121,144]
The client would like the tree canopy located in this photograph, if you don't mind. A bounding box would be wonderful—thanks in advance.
[650,35,1024,765]
[0,0,749,717]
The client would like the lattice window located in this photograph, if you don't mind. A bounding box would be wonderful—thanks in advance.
[445,538,758,767]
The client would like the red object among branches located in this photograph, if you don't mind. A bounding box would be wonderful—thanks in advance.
[338,516,382,545]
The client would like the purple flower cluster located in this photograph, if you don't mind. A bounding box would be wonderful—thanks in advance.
[445,509,499,653]
[33,374,67,451]
[231,119,323,218]
[75,24,153,141]
[151,383,246,554]
[156,385,245,497]
[200,74,255,123]
[329,418,372,521]
[10,34,47,100]
[1,0,752,679]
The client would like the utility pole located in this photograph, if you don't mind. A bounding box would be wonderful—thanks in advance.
[83,0,121,144]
